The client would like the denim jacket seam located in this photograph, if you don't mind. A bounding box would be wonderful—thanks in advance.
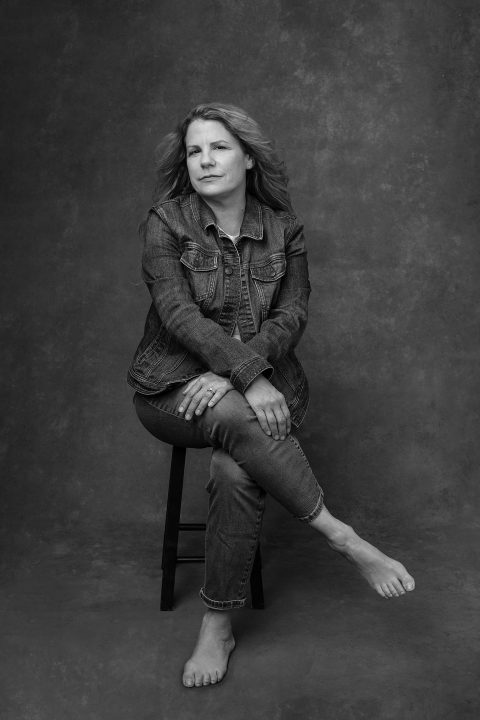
[231,357,272,392]
[231,357,262,383]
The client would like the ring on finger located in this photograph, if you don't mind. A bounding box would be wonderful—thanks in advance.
[206,387,214,393]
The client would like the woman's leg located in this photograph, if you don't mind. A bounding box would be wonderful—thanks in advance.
[309,506,415,598]
[182,451,265,687]
[135,387,415,688]
[135,386,324,526]
[189,390,415,601]
[136,389,415,601]
[135,391,267,687]
[202,449,266,607]
[182,449,265,688]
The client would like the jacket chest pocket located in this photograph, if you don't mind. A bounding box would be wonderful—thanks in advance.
[250,253,286,320]
[180,245,219,308]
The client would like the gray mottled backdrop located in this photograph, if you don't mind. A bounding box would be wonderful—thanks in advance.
[2,0,479,557]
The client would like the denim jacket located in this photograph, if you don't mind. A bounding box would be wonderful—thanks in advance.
[127,192,311,426]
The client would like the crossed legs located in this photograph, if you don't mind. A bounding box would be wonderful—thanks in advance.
[181,449,415,688]
[133,390,415,689]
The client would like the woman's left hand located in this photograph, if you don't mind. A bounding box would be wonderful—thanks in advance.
[178,372,234,420]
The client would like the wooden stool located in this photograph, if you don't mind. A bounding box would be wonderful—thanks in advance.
[160,445,265,611]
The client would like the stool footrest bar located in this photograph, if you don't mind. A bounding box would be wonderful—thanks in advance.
[177,555,205,563]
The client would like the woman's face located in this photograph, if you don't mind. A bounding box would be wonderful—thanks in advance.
[185,119,253,204]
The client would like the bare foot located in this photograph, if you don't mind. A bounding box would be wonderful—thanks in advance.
[329,525,415,598]
[182,610,235,688]
[311,507,415,598]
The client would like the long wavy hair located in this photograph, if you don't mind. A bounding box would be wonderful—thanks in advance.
[152,103,292,212]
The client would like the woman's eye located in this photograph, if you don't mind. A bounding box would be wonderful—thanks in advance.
[188,149,200,156]
[214,145,227,150]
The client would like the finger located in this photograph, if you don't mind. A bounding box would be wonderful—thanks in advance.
[182,376,202,395]
[178,388,196,413]
[179,380,203,412]
[195,388,216,416]
[207,387,227,408]
[273,406,288,440]
[254,409,272,436]
[280,401,291,435]
[184,387,207,420]
[179,375,212,412]
[264,408,280,440]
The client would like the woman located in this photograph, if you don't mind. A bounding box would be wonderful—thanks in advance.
[128,103,415,688]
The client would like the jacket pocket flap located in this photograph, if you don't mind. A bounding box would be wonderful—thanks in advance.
[250,255,286,282]
[180,247,218,272]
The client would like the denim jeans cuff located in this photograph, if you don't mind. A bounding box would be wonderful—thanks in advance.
[297,489,324,523]
[199,587,247,610]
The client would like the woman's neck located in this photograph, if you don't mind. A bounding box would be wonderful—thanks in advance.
[201,195,246,237]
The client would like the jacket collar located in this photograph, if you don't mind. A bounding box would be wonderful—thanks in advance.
[190,192,264,241]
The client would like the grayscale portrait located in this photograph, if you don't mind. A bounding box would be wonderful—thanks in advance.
[2,2,479,718]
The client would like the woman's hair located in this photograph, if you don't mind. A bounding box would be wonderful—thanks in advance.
[152,102,292,212]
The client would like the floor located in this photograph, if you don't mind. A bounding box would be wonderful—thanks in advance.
[1,519,479,720]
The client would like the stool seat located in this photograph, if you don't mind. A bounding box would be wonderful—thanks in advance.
[161,445,265,611]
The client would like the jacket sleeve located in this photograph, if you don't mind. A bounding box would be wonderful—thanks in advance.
[245,217,311,363]
[141,208,273,393]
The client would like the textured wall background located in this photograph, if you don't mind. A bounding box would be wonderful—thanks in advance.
[2,0,479,557]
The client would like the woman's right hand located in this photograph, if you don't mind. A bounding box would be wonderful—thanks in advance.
[178,372,233,420]
[244,375,291,440]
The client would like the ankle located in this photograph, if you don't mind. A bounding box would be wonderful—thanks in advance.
[310,505,354,544]
[202,609,233,633]
[327,523,357,549]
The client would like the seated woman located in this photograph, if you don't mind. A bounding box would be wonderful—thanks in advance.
[127,102,415,688]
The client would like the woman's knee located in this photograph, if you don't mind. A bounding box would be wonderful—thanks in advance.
[207,389,256,435]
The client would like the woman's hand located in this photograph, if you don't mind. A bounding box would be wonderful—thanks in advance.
[244,375,291,440]
[178,372,234,420]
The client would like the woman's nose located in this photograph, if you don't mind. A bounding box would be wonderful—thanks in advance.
[200,150,214,167]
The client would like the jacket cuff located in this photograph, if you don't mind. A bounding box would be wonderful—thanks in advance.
[230,357,273,394]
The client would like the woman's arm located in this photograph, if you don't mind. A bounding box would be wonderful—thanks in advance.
[246,217,311,362]
[141,209,273,393]
[241,218,309,440]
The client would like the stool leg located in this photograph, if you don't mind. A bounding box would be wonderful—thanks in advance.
[250,545,265,609]
[161,446,186,611]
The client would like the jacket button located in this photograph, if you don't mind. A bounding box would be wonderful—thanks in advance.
[225,267,233,276]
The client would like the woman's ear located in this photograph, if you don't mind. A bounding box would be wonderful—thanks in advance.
[246,156,254,169]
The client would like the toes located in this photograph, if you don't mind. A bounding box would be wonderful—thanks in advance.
[375,584,387,598]
[381,583,393,598]
[210,670,222,685]
[401,575,415,592]
[391,579,405,596]
[183,673,194,688]
[211,669,223,684]
[183,670,220,688]
[388,584,400,598]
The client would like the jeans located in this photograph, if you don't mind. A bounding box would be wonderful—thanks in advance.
[134,385,324,610]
